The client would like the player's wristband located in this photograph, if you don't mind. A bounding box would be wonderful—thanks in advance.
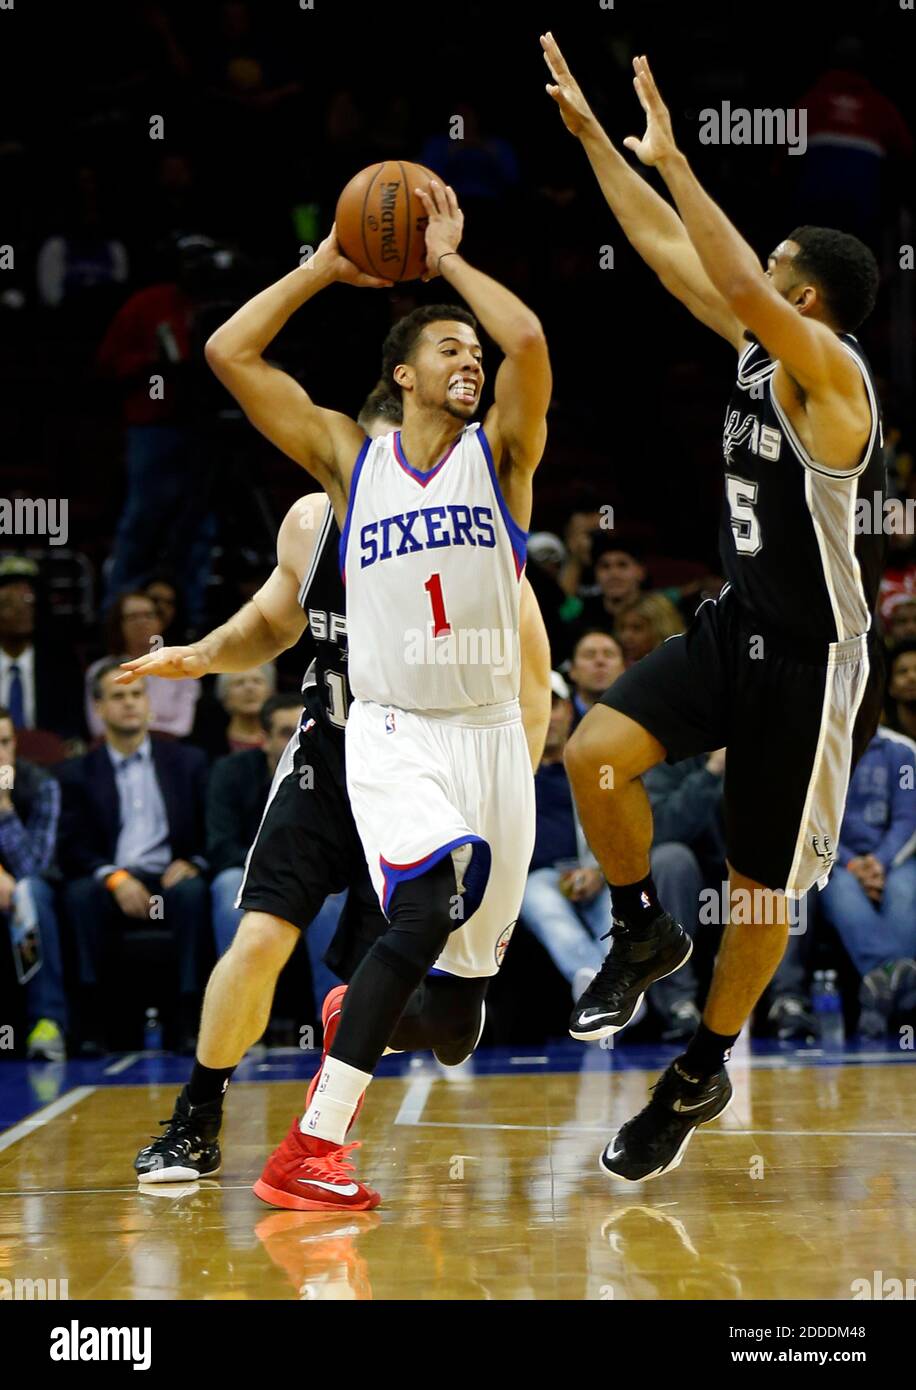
[105,870,129,892]
[438,251,458,271]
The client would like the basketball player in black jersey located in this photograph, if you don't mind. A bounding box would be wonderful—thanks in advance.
[124,397,551,1188]
[543,35,885,1180]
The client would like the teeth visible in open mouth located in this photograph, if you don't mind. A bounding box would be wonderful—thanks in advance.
[449,378,476,400]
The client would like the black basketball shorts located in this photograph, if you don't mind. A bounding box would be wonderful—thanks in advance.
[598,586,884,895]
[237,714,387,976]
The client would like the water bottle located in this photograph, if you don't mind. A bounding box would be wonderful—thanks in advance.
[144,1007,163,1052]
[812,970,845,1046]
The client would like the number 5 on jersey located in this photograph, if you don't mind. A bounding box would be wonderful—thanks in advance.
[725,474,763,556]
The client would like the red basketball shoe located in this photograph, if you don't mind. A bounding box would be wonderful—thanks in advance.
[253,1126,381,1211]
[303,985,365,1133]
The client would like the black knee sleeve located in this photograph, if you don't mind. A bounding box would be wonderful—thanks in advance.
[329,853,463,1073]
[377,853,461,976]
[390,975,488,1052]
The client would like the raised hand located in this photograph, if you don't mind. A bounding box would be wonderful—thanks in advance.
[541,31,596,138]
[622,55,678,167]
[309,224,393,288]
[115,645,212,684]
[415,180,464,280]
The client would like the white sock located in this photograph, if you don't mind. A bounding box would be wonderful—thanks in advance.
[300,1056,372,1144]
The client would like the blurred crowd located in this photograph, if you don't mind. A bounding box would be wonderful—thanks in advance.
[0,535,914,1061]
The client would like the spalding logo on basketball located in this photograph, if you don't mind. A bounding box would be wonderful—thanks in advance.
[495,921,517,968]
[335,160,438,283]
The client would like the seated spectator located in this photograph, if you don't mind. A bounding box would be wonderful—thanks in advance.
[86,592,201,740]
[614,593,686,666]
[886,640,916,740]
[886,595,916,644]
[566,628,625,725]
[520,673,701,1040]
[0,555,85,744]
[0,707,67,1060]
[578,535,648,630]
[643,750,727,1038]
[559,506,602,599]
[57,659,211,1054]
[145,574,188,645]
[525,533,583,664]
[190,665,276,760]
[816,727,916,1037]
[207,693,343,1011]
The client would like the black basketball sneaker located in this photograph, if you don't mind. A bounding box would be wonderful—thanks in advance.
[599,1060,732,1182]
[134,1087,223,1183]
[433,1001,486,1067]
[569,914,693,1041]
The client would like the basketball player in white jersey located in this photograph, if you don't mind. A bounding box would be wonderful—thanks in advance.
[204,180,551,1208]
[123,394,551,1187]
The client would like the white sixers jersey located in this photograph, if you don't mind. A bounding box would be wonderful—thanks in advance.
[340,421,527,711]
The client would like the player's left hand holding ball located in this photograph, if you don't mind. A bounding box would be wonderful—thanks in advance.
[308,224,393,288]
[623,55,679,168]
[414,180,464,281]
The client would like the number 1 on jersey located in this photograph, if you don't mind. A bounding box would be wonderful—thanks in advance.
[424,572,452,637]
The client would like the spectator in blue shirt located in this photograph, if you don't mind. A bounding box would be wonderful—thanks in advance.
[0,707,67,1060]
[817,727,916,1036]
[520,672,703,1040]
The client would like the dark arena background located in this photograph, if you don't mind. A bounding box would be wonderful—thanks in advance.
[1,0,915,1345]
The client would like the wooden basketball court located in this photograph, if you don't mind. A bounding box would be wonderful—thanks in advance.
[2,1042,914,1300]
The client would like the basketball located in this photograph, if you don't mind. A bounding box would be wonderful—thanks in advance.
[335,160,438,282]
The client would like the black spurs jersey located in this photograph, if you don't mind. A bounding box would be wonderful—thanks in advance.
[719,334,886,650]
[297,497,350,742]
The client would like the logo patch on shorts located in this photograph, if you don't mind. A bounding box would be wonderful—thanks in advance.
[385,711,396,734]
[811,834,835,870]
[494,920,517,968]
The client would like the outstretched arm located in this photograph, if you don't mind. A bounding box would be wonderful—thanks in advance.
[519,577,552,771]
[628,55,865,409]
[541,32,744,350]
[116,494,326,683]
[204,232,389,513]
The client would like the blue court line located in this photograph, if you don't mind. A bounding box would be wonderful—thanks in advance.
[0,1039,912,1137]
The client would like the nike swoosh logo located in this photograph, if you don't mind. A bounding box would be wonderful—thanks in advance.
[296,1179,360,1195]
[605,1145,624,1161]
[673,1097,715,1113]
[578,1008,613,1024]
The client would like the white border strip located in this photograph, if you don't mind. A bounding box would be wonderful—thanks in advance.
[0,1086,96,1155]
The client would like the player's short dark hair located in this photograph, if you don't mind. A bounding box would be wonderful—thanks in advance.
[370,303,479,413]
[0,705,12,727]
[357,387,402,432]
[786,227,879,332]
[260,691,304,734]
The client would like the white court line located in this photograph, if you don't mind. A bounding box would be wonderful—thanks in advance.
[394,1073,433,1126]
[0,1086,96,1155]
[103,1053,141,1076]
[395,1119,916,1138]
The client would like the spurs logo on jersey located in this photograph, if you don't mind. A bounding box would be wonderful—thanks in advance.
[307,608,346,642]
[719,334,886,649]
[297,499,351,736]
[723,411,783,464]
[341,422,527,712]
